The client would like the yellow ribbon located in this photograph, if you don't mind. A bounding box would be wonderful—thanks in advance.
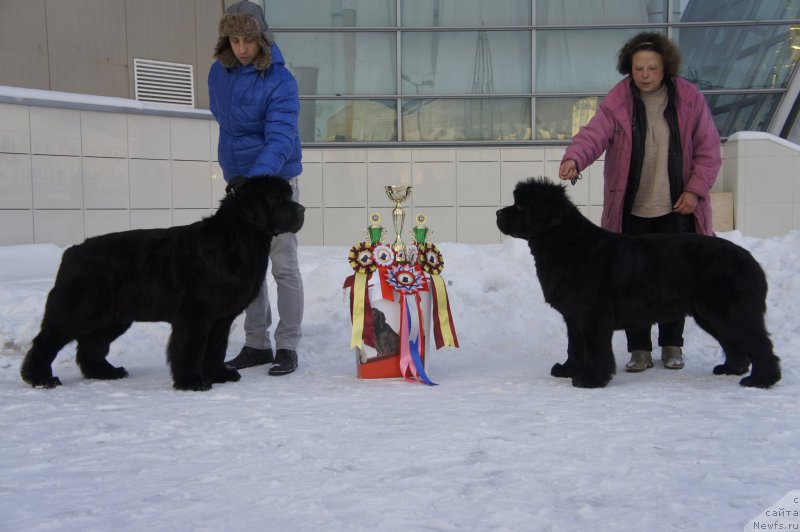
[431,274,457,347]
[350,271,368,348]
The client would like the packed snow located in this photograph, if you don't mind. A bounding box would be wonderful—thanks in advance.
[1,229,798,531]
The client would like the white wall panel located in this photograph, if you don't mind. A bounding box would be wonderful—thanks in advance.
[367,162,413,207]
[172,161,211,209]
[83,157,129,209]
[457,206,502,244]
[0,104,31,154]
[171,117,211,161]
[0,154,33,209]
[85,210,130,238]
[129,159,171,209]
[82,111,128,158]
[173,208,212,226]
[299,163,323,208]
[128,115,171,160]
[0,210,34,245]
[297,207,323,246]
[323,208,369,246]
[30,108,81,156]
[412,161,456,207]
[324,163,367,207]
[32,155,83,209]
[457,161,500,206]
[33,210,84,247]
[4,102,800,247]
[131,209,172,230]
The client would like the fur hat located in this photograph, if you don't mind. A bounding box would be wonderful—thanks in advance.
[214,1,273,72]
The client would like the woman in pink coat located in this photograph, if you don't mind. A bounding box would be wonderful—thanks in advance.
[559,32,722,373]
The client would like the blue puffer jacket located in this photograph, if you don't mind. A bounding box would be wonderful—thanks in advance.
[208,43,302,181]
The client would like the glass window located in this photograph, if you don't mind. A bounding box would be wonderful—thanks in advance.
[536,29,660,93]
[265,0,396,27]
[676,0,800,22]
[402,31,531,94]
[706,93,782,136]
[535,96,601,140]
[402,98,531,140]
[276,32,396,95]
[677,25,800,90]
[402,0,530,26]
[266,2,800,144]
[536,0,667,24]
[301,99,397,142]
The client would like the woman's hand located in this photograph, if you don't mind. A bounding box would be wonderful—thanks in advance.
[559,160,578,181]
[673,191,699,215]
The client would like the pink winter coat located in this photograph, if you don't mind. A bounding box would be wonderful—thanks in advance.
[562,77,722,235]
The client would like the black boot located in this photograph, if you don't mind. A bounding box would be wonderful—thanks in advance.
[269,349,298,376]
[225,346,274,370]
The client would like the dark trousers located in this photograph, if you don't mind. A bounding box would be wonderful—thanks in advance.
[624,212,694,352]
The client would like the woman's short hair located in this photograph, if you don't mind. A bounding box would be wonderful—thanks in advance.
[617,32,682,78]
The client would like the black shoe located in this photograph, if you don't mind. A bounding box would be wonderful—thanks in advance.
[269,349,298,376]
[226,346,274,370]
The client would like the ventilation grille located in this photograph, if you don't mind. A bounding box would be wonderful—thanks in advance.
[134,58,195,107]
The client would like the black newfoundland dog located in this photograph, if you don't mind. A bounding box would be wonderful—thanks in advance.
[496,177,781,389]
[21,177,304,391]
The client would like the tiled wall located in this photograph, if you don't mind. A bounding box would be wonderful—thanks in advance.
[4,100,799,247]
[300,146,608,246]
[1,100,608,247]
[0,102,225,246]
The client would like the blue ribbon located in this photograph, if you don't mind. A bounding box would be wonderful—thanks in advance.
[405,298,437,386]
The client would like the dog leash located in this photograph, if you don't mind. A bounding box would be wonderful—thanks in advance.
[569,173,583,186]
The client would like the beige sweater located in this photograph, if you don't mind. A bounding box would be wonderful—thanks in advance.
[632,84,673,218]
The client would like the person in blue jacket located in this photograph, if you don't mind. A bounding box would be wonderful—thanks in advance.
[209,0,303,375]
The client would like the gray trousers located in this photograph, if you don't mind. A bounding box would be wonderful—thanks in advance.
[243,178,303,351]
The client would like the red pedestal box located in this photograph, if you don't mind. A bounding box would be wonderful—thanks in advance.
[354,278,432,379]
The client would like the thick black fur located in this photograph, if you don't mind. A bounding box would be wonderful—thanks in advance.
[21,177,304,391]
[496,177,781,389]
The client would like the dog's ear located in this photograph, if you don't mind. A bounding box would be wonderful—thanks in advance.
[235,184,277,232]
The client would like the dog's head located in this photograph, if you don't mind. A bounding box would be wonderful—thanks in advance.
[222,177,305,235]
[496,177,572,239]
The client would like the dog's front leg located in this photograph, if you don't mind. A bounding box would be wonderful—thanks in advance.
[203,315,241,384]
[168,316,213,391]
[571,321,615,389]
[551,316,583,378]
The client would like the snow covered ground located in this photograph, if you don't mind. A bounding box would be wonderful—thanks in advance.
[1,230,798,531]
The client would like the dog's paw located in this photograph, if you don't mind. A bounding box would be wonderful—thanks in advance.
[26,376,63,389]
[571,371,611,389]
[551,362,579,378]
[739,376,774,389]
[81,364,129,380]
[173,375,212,391]
[713,363,750,376]
[739,368,780,389]
[207,367,241,384]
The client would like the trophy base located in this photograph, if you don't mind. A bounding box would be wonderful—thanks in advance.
[354,283,432,380]
[355,350,426,380]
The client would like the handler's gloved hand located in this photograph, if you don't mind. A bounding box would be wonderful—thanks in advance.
[225,176,248,196]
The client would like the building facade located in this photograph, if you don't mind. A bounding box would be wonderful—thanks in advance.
[1,0,800,246]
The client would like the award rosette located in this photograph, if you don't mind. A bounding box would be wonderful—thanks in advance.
[346,241,376,349]
[344,190,458,385]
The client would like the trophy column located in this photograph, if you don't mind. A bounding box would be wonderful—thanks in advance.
[385,185,412,260]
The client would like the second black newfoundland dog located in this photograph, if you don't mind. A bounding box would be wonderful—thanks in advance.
[496,177,781,389]
[21,177,304,391]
